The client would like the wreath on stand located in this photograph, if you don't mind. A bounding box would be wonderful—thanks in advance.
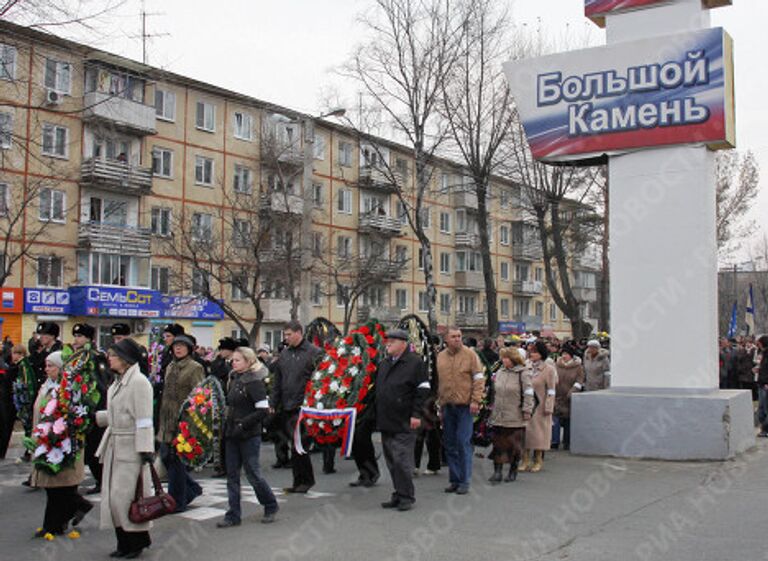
[172,376,225,468]
[297,320,387,456]
[471,350,501,448]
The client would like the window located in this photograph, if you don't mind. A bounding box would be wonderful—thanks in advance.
[455,209,467,233]
[39,188,65,222]
[335,284,349,307]
[419,207,431,229]
[311,231,323,257]
[233,164,252,193]
[418,247,424,270]
[78,252,149,287]
[440,173,450,194]
[439,211,451,234]
[535,267,544,282]
[37,256,63,287]
[0,44,16,80]
[192,269,210,296]
[395,157,408,177]
[395,245,407,264]
[233,111,252,140]
[550,303,558,322]
[337,236,352,259]
[0,183,7,216]
[196,101,215,131]
[191,212,212,242]
[456,250,482,272]
[337,188,352,214]
[195,155,214,186]
[514,299,530,317]
[499,225,509,246]
[44,58,71,94]
[440,252,450,275]
[501,298,510,318]
[338,141,352,167]
[396,201,407,225]
[42,123,68,158]
[151,266,170,294]
[535,301,544,318]
[395,289,407,310]
[515,264,529,281]
[88,197,127,226]
[313,133,326,160]
[500,261,509,281]
[233,219,251,248]
[149,207,170,236]
[458,294,476,313]
[418,292,428,312]
[152,147,173,178]
[312,183,323,207]
[231,272,248,300]
[500,188,510,208]
[440,293,451,314]
[155,89,176,121]
[0,112,12,148]
[311,282,323,305]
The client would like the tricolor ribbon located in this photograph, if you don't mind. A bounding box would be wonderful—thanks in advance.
[294,407,358,458]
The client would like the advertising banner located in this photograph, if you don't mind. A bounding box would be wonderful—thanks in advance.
[504,27,735,163]
[499,321,527,335]
[161,296,224,320]
[69,286,162,318]
[586,1,732,27]
[24,288,71,314]
[1,288,23,313]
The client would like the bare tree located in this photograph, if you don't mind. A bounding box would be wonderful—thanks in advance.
[441,0,515,335]
[0,0,125,32]
[342,0,469,332]
[716,149,760,253]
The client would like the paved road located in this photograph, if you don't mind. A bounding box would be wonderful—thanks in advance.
[1,432,765,561]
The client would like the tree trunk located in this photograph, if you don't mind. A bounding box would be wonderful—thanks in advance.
[474,177,498,335]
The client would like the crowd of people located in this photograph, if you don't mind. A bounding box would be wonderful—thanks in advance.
[3,317,767,559]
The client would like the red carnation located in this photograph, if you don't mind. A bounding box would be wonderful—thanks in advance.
[343,376,353,387]
[365,363,377,373]
[358,386,368,400]
[74,375,82,383]
[351,355,363,365]
[81,384,88,393]
[328,348,339,359]
[344,336,354,345]
[307,396,316,407]
[359,326,370,335]
[336,399,348,409]
[305,380,313,393]
[322,423,333,434]
[74,417,83,426]
[365,335,374,345]
[367,347,378,359]
[320,387,328,396]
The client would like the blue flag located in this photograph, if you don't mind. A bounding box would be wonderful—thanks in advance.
[746,284,756,336]
[727,301,738,339]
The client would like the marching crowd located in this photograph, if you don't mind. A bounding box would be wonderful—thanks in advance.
[3,316,765,559]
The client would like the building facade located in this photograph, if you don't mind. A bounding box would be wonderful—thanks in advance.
[0,22,598,349]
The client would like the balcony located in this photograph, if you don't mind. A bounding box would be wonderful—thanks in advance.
[512,241,543,261]
[358,166,399,193]
[452,188,478,210]
[260,192,303,215]
[572,286,598,303]
[358,213,403,236]
[455,311,487,329]
[261,142,304,167]
[78,222,151,257]
[364,259,404,282]
[80,158,153,196]
[82,91,157,135]
[513,280,543,295]
[257,248,301,265]
[261,298,291,322]
[357,305,402,324]
[455,270,485,291]
[455,232,481,248]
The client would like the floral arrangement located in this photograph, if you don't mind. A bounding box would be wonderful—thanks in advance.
[24,347,101,475]
[300,320,386,448]
[472,349,500,447]
[147,326,165,386]
[174,376,225,468]
[12,357,37,435]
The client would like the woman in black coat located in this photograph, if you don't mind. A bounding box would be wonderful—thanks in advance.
[217,347,278,527]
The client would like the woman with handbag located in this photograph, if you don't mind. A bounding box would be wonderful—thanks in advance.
[96,338,155,558]
[30,351,92,538]
[217,347,278,528]
[521,340,558,473]
[488,347,534,483]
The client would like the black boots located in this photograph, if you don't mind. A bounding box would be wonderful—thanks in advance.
[505,461,518,482]
[489,463,503,484]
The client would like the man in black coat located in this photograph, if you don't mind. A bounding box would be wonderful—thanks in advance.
[376,329,429,512]
[756,335,768,437]
[270,321,322,493]
[210,337,238,477]
[29,322,63,388]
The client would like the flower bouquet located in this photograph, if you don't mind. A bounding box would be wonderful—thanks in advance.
[174,376,225,468]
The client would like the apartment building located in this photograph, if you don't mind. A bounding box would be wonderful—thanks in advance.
[0,21,598,349]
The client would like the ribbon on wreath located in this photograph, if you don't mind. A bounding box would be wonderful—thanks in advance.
[294,407,358,458]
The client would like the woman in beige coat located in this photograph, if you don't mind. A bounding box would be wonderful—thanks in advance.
[521,340,558,473]
[488,347,534,483]
[96,338,155,558]
[31,351,92,538]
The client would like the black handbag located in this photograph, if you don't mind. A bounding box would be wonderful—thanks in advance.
[128,463,176,523]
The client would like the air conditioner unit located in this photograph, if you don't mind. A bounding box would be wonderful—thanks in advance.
[45,89,61,105]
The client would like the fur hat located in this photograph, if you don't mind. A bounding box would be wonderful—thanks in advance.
[162,323,185,337]
[111,323,131,336]
[36,322,60,337]
[110,338,143,366]
[218,337,238,351]
[72,323,96,340]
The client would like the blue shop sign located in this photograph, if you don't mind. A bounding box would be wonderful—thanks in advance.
[69,286,162,318]
[499,321,526,334]
[24,288,71,314]
[161,295,224,320]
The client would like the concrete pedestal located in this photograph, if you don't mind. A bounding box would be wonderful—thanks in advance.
[571,389,754,460]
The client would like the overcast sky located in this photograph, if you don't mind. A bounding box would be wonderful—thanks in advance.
[70,0,766,263]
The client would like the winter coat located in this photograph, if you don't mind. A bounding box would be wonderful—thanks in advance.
[524,360,558,451]
[375,350,429,433]
[225,363,270,440]
[30,340,63,389]
[271,340,322,412]
[554,356,585,419]
[210,356,232,388]
[583,348,610,391]
[757,351,768,386]
[489,365,534,428]
[29,380,85,488]
[732,348,755,384]
[95,363,154,531]
[436,346,485,406]
[157,356,205,443]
